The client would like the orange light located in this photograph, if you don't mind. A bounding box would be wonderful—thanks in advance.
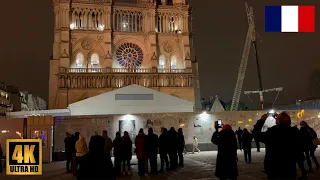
[238,121,243,124]
[248,118,252,122]
[180,124,185,127]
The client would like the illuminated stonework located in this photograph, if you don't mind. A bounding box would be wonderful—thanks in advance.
[49,0,195,109]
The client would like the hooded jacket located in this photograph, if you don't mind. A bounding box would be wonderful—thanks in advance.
[76,136,88,157]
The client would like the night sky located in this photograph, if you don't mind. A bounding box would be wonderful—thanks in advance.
[0,0,319,108]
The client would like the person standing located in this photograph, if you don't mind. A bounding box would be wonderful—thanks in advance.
[72,132,80,176]
[235,127,243,151]
[135,128,148,176]
[252,114,268,152]
[158,128,170,172]
[259,112,300,180]
[211,124,238,180]
[0,143,3,173]
[112,132,123,177]
[177,128,185,167]
[168,127,178,171]
[102,130,113,156]
[299,120,319,172]
[242,128,253,163]
[64,132,73,173]
[77,135,115,179]
[75,135,87,173]
[192,135,200,154]
[122,131,132,175]
[146,128,159,174]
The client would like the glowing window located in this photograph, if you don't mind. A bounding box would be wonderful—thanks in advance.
[90,53,100,67]
[170,55,177,69]
[159,55,165,68]
[75,53,84,68]
[116,43,143,68]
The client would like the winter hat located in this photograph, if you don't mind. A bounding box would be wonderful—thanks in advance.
[222,124,232,130]
[124,131,129,136]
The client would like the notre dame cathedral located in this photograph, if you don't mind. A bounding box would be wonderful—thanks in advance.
[49,0,195,109]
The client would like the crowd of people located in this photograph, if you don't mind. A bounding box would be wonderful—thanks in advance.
[64,127,186,179]
[62,111,319,180]
[212,111,319,180]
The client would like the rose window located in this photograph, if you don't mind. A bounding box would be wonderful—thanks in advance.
[116,43,143,68]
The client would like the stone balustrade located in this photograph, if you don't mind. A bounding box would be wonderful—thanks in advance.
[57,68,194,89]
[61,67,192,73]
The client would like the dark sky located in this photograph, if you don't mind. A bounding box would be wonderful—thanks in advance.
[0,0,319,107]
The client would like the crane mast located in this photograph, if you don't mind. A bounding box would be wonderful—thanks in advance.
[230,3,256,111]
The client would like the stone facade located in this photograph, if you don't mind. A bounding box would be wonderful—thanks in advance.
[49,0,194,109]
[53,109,320,152]
[0,83,11,116]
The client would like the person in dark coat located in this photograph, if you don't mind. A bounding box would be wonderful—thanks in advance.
[146,128,159,174]
[177,128,185,167]
[135,128,147,176]
[168,127,178,171]
[71,132,80,176]
[259,112,300,180]
[252,114,268,152]
[122,131,132,175]
[0,143,3,173]
[64,132,73,172]
[211,124,238,180]
[112,132,123,177]
[77,135,115,180]
[292,125,308,179]
[158,127,169,172]
[241,128,253,163]
[299,120,319,172]
[235,127,243,151]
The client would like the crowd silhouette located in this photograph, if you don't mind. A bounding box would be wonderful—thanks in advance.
[63,111,319,180]
[64,127,186,179]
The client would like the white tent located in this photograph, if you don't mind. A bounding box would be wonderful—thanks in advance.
[210,95,225,112]
[68,84,194,115]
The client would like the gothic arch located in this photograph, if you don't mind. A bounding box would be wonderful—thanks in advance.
[71,49,88,68]
[71,37,105,68]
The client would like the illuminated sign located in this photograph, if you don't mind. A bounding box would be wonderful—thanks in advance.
[297,110,305,119]
[6,139,42,175]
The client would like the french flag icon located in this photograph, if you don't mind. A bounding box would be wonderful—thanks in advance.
[265,6,315,32]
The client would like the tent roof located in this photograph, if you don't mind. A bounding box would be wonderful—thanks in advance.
[68,84,194,115]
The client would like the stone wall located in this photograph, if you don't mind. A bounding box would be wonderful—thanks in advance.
[53,109,320,152]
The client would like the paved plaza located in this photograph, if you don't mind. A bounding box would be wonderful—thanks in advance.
[1,149,320,180]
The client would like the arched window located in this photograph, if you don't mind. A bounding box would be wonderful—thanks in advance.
[75,53,84,68]
[159,55,165,68]
[90,53,100,68]
[170,55,177,69]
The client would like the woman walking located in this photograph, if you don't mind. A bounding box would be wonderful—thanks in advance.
[299,120,319,172]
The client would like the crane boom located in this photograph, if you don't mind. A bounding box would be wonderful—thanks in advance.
[230,3,256,111]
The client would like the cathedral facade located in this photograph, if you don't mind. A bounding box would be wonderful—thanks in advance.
[49,0,194,109]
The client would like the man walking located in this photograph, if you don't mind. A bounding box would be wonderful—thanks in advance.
[192,135,200,153]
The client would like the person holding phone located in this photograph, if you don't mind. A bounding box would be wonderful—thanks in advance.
[211,123,238,180]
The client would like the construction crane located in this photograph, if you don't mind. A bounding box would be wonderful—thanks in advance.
[244,87,283,109]
[230,3,283,111]
[230,2,257,111]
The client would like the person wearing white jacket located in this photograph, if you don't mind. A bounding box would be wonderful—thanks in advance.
[192,135,200,154]
[75,136,88,173]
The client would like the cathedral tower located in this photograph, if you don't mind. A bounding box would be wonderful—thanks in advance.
[49,0,194,109]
